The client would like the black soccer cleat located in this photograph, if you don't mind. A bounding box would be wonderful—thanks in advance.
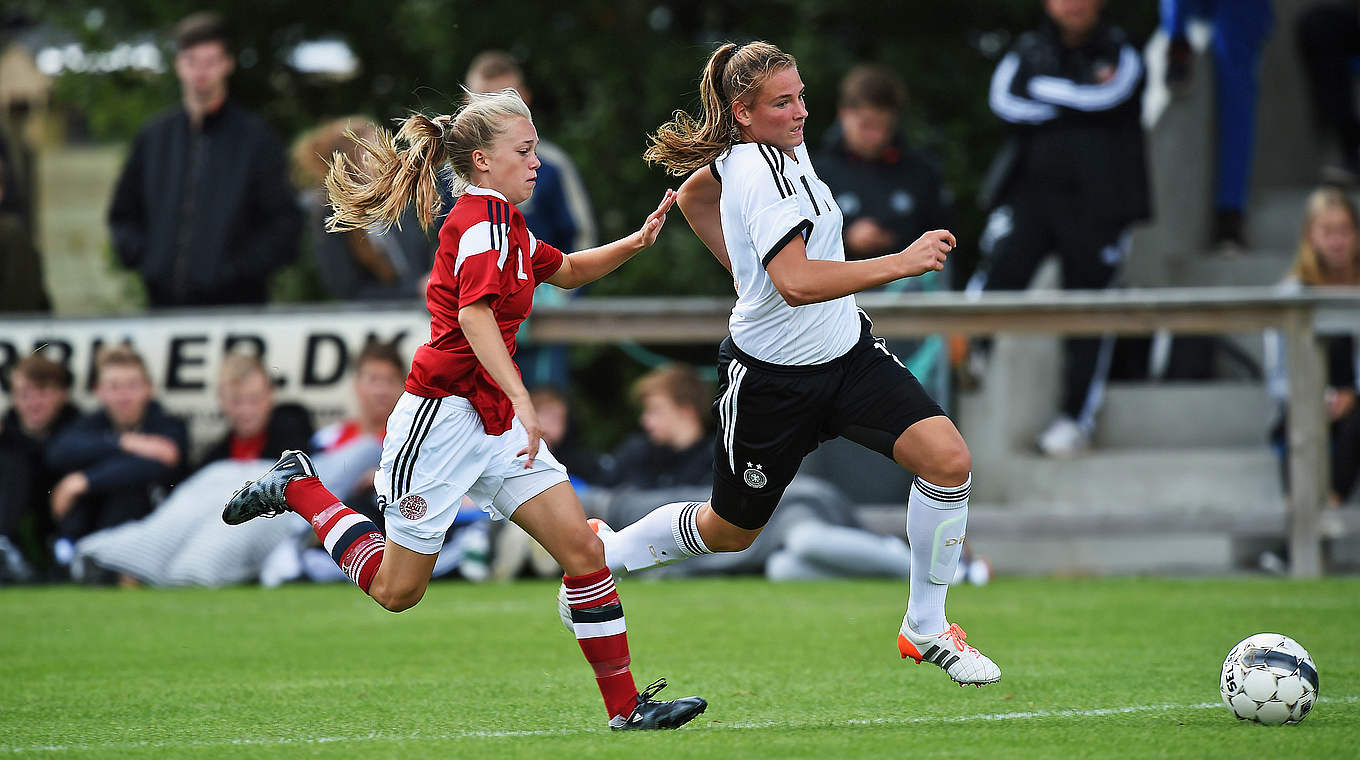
[221,449,317,525]
[611,678,707,731]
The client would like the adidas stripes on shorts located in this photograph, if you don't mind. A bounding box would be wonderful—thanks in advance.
[711,312,945,531]
[377,392,568,554]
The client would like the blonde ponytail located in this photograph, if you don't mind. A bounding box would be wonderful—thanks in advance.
[325,88,532,232]
[644,41,797,176]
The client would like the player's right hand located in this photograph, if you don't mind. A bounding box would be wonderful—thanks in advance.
[899,229,955,277]
[512,398,542,469]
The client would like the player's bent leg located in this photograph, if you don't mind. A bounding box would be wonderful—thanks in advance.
[889,417,999,685]
[366,541,437,612]
[514,483,707,730]
[223,450,391,602]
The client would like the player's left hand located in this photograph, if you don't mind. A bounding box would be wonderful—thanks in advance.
[513,397,542,469]
[636,189,677,249]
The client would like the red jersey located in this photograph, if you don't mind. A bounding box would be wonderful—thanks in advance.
[405,185,565,435]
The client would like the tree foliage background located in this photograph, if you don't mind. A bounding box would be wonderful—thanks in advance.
[19,0,1156,447]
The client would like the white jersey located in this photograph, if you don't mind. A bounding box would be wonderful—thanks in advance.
[714,142,859,365]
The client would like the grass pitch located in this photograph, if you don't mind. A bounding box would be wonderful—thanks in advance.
[2,576,1357,758]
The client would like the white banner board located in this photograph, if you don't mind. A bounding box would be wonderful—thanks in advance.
[1,307,429,455]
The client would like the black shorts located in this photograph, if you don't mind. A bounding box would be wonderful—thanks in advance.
[710,312,945,530]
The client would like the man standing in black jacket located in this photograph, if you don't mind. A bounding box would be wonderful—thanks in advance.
[108,12,300,307]
[969,0,1151,457]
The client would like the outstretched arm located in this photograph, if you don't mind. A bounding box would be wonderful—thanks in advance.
[677,167,730,274]
[765,229,956,307]
[546,190,675,289]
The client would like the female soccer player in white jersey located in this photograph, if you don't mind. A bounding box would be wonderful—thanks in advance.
[222,88,707,730]
[593,42,1000,686]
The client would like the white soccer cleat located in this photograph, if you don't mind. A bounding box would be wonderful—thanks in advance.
[897,621,1001,686]
[556,582,575,632]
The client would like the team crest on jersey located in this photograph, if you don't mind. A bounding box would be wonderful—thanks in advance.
[399,495,428,520]
[743,463,768,489]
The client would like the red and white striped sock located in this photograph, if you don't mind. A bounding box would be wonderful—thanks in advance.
[563,567,638,721]
[284,477,385,593]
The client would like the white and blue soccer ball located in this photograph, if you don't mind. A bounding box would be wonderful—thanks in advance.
[1219,633,1318,725]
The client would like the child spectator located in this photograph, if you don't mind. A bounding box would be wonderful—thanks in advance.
[1265,187,1360,538]
[596,365,714,490]
[0,354,79,581]
[816,64,952,266]
[46,345,187,575]
[197,352,314,469]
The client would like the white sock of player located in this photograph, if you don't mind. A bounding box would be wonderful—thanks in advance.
[601,501,712,573]
[905,474,970,636]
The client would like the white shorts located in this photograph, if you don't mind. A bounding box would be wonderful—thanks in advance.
[376,392,568,554]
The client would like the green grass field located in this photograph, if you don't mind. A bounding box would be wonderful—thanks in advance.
[2,577,1357,758]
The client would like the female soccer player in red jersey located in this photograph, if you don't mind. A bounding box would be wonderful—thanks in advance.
[223,88,706,730]
[589,41,1000,687]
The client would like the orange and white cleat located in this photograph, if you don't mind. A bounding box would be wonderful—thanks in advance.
[587,517,614,536]
[898,620,1001,686]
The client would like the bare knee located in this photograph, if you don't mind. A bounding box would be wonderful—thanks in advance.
[919,440,972,487]
[557,532,606,576]
[370,578,427,613]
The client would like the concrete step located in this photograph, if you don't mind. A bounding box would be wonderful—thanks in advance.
[1161,249,1294,288]
[1092,382,1271,448]
[998,446,1281,513]
[855,503,1285,575]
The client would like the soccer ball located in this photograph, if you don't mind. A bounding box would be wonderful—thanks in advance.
[1219,633,1318,725]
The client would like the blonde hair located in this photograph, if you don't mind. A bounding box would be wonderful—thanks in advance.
[1293,186,1360,286]
[292,116,380,189]
[324,88,533,232]
[644,41,798,176]
[94,345,149,384]
[219,352,268,390]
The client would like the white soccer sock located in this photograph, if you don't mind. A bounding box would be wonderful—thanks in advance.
[602,501,712,573]
[906,474,970,636]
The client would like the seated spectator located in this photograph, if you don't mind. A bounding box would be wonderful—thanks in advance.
[308,339,404,518]
[530,386,604,484]
[71,349,351,588]
[815,64,952,268]
[71,447,380,588]
[596,365,715,490]
[46,345,187,577]
[0,355,80,582]
[198,352,313,470]
[292,118,434,301]
[1297,2,1360,183]
[1264,187,1360,538]
[311,339,403,454]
